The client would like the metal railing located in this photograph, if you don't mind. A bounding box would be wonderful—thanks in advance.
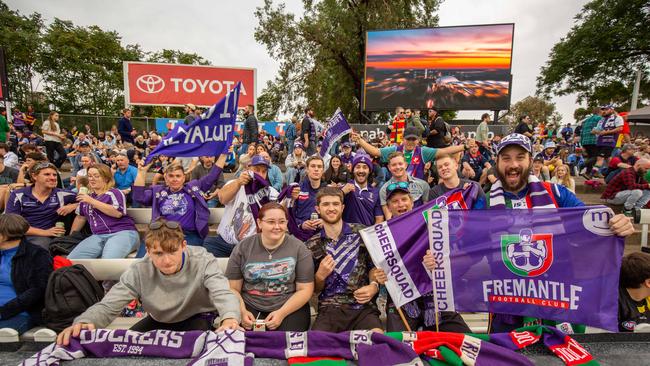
[31,113,155,134]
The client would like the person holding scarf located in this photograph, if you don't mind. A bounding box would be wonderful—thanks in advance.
[133,155,227,247]
[488,133,635,332]
[351,126,466,180]
[204,155,279,258]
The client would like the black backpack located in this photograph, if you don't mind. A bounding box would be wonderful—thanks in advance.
[42,264,105,332]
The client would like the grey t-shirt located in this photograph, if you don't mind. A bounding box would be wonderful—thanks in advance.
[226,233,314,312]
[0,166,18,185]
[430,178,486,204]
[379,176,431,205]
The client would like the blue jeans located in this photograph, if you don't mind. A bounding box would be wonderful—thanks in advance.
[287,139,295,155]
[206,198,220,208]
[68,230,140,259]
[0,313,32,334]
[136,230,204,258]
[203,234,236,258]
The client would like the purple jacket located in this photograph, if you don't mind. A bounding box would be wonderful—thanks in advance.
[132,166,223,238]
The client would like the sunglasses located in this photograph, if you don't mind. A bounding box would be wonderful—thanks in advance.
[386,181,409,193]
[149,220,181,230]
[31,162,57,173]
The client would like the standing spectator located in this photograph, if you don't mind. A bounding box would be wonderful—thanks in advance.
[426,108,449,148]
[0,214,52,336]
[404,108,425,137]
[338,142,355,171]
[0,143,19,170]
[285,142,306,184]
[550,164,576,193]
[475,113,491,154]
[67,164,140,259]
[389,107,406,145]
[226,202,314,331]
[561,124,573,142]
[242,104,259,153]
[117,108,134,144]
[184,104,196,125]
[302,106,317,156]
[285,117,298,155]
[594,104,624,160]
[514,115,534,138]
[601,159,650,216]
[11,108,25,132]
[112,153,138,201]
[5,162,77,249]
[580,107,604,178]
[41,111,67,168]
[0,107,9,143]
[191,156,226,208]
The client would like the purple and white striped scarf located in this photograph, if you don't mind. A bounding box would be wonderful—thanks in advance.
[489,174,555,209]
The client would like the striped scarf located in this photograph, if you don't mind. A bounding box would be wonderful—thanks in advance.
[489,175,555,209]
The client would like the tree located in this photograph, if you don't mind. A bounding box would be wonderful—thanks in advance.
[254,0,441,124]
[38,19,142,114]
[147,49,211,66]
[0,2,44,109]
[537,0,650,107]
[504,96,562,130]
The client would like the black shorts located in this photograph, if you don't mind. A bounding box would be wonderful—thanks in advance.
[583,144,599,158]
[598,146,615,158]
[312,305,382,332]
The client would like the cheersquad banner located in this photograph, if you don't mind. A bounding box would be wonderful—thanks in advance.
[124,61,255,107]
[319,108,352,157]
[362,205,624,331]
[144,83,239,164]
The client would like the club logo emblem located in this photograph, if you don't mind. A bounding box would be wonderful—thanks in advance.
[501,229,553,277]
[136,74,165,94]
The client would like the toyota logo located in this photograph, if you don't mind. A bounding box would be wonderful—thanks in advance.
[136,74,165,94]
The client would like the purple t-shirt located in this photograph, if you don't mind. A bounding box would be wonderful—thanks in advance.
[343,183,382,226]
[78,188,136,235]
[156,190,196,232]
[6,187,76,229]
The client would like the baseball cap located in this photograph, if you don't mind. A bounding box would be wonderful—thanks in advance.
[249,155,270,167]
[352,154,373,171]
[544,141,556,149]
[386,181,410,200]
[342,141,351,148]
[496,133,532,155]
[294,141,304,149]
[79,141,90,147]
[403,126,420,139]
[600,104,615,110]
[185,103,196,111]
[533,155,544,162]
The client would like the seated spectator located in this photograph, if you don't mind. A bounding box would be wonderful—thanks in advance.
[56,218,241,346]
[531,155,550,182]
[0,154,18,185]
[339,142,356,171]
[5,162,77,249]
[323,155,349,185]
[226,202,314,331]
[431,154,486,209]
[618,252,650,332]
[190,156,226,208]
[258,150,283,192]
[112,153,137,201]
[305,187,382,332]
[204,155,279,258]
[67,164,139,259]
[236,143,256,177]
[288,156,326,238]
[133,155,227,247]
[70,154,93,188]
[537,141,560,175]
[550,164,576,193]
[0,214,52,336]
[285,142,306,185]
[0,143,19,170]
[461,139,492,185]
[341,154,384,226]
[605,143,638,183]
[601,159,650,216]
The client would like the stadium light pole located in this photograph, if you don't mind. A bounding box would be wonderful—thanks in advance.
[631,70,642,111]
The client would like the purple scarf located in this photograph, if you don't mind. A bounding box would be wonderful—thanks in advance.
[278,183,317,241]
[489,175,556,209]
[243,172,273,219]
[397,145,425,179]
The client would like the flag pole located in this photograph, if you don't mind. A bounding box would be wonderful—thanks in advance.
[432,268,440,332]
[396,307,412,332]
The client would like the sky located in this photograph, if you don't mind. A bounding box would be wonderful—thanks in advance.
[7,0,588,123]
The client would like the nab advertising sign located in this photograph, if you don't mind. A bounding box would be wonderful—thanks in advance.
[123,62,255,108]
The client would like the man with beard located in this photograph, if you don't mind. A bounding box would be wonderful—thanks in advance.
[341,154,384,226]
[378,151,430,220]
[351,127,466,180]
[593,104,624,160]
[305,187,382,332]
[432,154,486,209]
[601,159,650,216]
[302,106,318,156]
[373,184,471,333]
[241,104,259,154]
[489,133,634,332]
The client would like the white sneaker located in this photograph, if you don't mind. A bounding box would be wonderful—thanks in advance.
[34,328,57,342]
[0,328,19,343]
[634,323,650,333]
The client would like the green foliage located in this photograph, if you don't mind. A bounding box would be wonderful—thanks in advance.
[147,49,211,65]
[254,0,441,123]
[537,0,650,107]
[441,110,457,122]
[573,107,590,122]
[503,96,562,130]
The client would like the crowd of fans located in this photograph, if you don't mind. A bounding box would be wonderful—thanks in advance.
[0,103,647,345]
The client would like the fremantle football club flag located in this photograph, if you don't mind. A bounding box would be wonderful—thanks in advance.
[144,82,240,164]
[361,205,624,331]
[319,108,352,158]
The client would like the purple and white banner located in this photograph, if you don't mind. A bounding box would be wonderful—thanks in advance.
[361,205,624,331]
[144,82,240,164]
[319,108,352,158]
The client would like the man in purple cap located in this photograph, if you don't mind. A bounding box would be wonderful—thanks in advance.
[338,142,355,172]
[593,104,624,160]
[341,154,384,226]
[488,133,635,332]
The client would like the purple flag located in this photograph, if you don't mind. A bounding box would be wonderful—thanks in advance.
[319,108,352,158]
[144,83,240,164]
[244,172,273,219]
[362,204,624,331]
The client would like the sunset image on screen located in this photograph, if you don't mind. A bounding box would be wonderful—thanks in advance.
[363,24,514,111]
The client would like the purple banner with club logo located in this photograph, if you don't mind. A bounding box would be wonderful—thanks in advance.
[144,82,240,164]
[361,205,624,331]
[319,108,352,158]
